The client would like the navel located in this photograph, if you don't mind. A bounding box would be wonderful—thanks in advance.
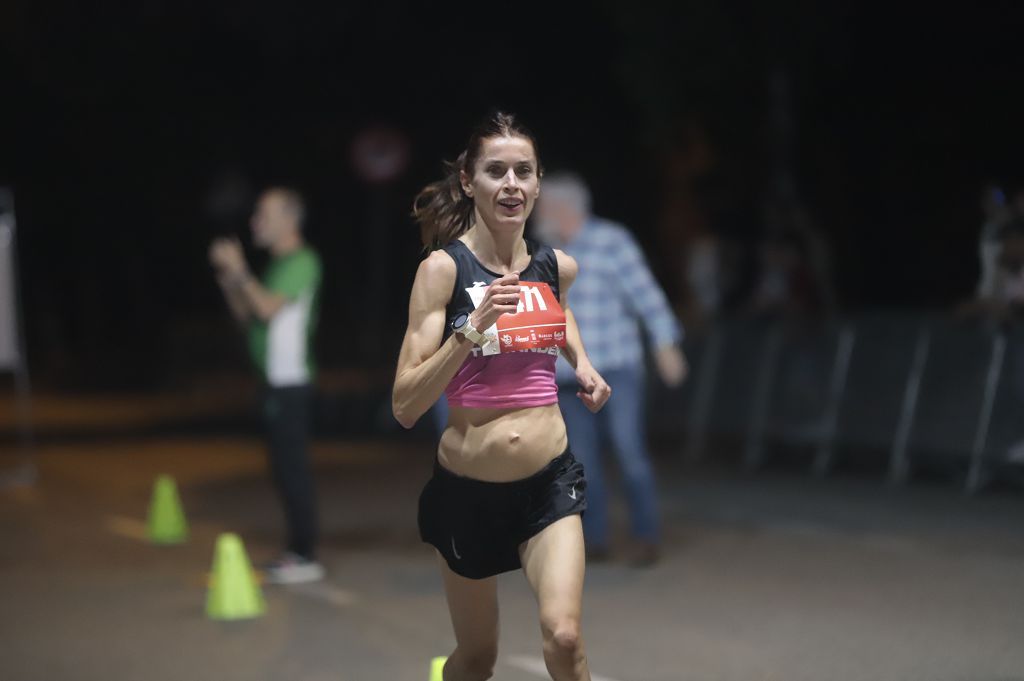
[509,432,521,444]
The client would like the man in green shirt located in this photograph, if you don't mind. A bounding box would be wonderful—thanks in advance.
[209,187,324,583]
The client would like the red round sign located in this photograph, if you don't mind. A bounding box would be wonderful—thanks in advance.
[351,126,410,184]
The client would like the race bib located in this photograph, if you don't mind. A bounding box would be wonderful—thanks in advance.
[465,281,567,356]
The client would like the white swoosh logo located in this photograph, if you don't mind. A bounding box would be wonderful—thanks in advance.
[451,536,462,560]
[568,486,577,500]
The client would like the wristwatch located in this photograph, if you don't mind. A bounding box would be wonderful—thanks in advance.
[452,312,488,346]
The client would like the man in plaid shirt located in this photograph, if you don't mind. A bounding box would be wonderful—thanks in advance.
[535,172,687,566]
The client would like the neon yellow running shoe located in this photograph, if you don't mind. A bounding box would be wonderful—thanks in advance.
[429,656,447,681]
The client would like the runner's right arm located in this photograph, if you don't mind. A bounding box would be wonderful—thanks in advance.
[392,250,521,429]
[392,251,472,429]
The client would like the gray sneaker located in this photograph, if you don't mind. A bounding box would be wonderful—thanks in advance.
[263,552,325,584]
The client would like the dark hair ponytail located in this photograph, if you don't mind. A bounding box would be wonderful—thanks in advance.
[412,111,540,250]
[412,151,475,250]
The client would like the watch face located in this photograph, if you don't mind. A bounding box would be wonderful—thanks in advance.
[452,312,469,330]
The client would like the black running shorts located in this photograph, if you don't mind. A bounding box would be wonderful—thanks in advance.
[418,448,587,580]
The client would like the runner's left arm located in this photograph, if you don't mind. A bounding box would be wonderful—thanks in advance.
[555,249,611,413]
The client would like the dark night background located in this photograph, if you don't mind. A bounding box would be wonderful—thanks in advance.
[2,1,1022,389]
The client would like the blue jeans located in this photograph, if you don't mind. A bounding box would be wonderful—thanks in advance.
[558,367,660,548]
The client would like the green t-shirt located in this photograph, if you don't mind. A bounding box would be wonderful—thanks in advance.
[248,246,322,386]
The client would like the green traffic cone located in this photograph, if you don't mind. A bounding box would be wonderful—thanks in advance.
[205,533,266,620]
[429,656,447,681]
[146,474,188,544]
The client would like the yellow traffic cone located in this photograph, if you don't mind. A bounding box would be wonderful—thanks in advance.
[429,656,447,681]
[146,474,188,544]
[205,533,266,620]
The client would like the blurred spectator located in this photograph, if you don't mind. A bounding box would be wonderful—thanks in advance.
[655,120,717,327]
[959,214,1024,464]
[994,218,1024,316]
[534,172,687,566]
[748,229,822,318]
[747,190,834,319]
[962,214,1024,322]
[681,172,749,327]
[976,185,1011,300]
[209,187,325,584]
[684,228,723,325]
[995,218,1024,465]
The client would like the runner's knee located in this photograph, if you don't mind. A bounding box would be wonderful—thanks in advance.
[541,615,582,658]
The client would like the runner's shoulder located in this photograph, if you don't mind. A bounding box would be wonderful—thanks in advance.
[416,248,457,292]
[553,249,578,285]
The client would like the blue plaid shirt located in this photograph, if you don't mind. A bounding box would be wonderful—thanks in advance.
[547,218,682,384]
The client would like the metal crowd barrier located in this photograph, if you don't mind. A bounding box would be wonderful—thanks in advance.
[649,313,1024,494]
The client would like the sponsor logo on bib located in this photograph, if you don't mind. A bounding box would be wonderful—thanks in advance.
[464,281,567,356]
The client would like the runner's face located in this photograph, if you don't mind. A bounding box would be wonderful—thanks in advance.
[463,136,540,233]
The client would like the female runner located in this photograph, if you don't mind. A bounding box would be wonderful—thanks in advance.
[392,112,610,681]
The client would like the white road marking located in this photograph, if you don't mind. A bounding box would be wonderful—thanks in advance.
[506,654,623,681]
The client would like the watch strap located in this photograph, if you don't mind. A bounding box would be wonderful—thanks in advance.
[456,318,491,347]
[463,325,485,345]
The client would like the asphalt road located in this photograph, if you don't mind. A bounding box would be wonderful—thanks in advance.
[2,436,1024,681]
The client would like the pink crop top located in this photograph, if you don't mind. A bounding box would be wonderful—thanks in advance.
[445,347,560,408]
[440,238,565,409]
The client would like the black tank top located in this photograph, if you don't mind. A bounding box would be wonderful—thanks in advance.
[440,237,561,344]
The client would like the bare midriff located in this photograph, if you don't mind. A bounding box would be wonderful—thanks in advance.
[438,403,568,481]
